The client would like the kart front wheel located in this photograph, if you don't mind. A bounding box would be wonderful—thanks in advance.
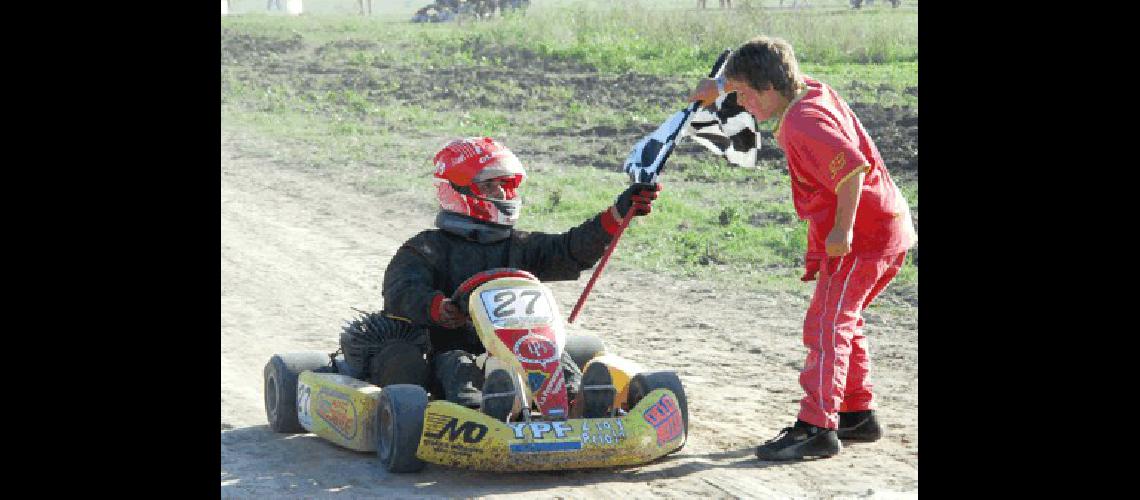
[264,352,333,433]
[626,371,689,452]
[376,384,428,473]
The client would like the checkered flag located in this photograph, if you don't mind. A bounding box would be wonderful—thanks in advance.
[683,91,760,169]
[622,108,694,184]
[622,50,736,184]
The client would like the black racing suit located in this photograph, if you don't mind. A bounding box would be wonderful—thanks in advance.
[364,211,615,405]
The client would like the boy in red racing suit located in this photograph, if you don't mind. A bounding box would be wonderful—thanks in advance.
[690,36,916,461]
[340,137,660,414]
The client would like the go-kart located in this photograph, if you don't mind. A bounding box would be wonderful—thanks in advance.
[263,268,688,472]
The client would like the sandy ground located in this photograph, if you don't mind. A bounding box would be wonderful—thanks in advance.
[220,132,918,498]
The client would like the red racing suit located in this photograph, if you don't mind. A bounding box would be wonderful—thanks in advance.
[776,77,916,429]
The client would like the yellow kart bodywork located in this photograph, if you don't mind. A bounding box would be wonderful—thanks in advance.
[274,271,688,472]
[415,388,685,471]
[296,371,382,453]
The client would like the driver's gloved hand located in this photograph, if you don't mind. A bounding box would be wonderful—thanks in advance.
[601,183,663,235]
[615,182,662,217]
[430,295,468,329]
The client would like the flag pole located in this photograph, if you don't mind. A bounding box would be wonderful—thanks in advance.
[567,49,731,324]
[567,205,636,324]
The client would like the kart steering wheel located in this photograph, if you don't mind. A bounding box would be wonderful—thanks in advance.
[450,268,538,316]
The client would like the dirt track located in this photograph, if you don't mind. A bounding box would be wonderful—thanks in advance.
[220,128,918,497]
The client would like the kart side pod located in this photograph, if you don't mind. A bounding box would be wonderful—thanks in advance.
[295,371,384,452]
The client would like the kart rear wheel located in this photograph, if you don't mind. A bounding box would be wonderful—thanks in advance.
[565,334,606,370]
[626,371,689,451]
[264,352,333,433]
[376,384,428,473]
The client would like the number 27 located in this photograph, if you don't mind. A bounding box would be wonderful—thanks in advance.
[493,290,541,317]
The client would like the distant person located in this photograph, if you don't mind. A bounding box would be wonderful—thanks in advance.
[690,36,916,461]
[267,0,283,11]
[339,137,661,417]
[852,0,902,8]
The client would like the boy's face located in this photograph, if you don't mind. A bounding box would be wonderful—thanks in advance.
[726,77,784,122]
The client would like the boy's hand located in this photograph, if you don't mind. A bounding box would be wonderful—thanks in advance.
[689,78,721,107]
[825,226,853,257]
[827,170,864,257]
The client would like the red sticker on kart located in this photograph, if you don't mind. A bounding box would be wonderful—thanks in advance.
[496,327,559,366]
[642,394,683,445]
[495,326,567,416]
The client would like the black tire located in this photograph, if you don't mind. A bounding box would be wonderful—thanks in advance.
[377,384,429,473]
[564,334,606,370]
[626,371,689,451]
[264,352,333,433]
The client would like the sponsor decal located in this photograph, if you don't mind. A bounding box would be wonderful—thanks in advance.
[536,367,564,406]
[424,414,489,444]
[509,421,574,440]
[509,441,583,453]
[421,413,489,457]
[315,388,357,440]
[580,419,626,446]
[506,419,628,453]
[642,394,683,446]
[828,151,846,179]
[526,371,547,392]
[514,334,558,365]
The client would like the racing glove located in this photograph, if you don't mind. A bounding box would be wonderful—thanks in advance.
[601,183,662,235]
[430,294,468,329]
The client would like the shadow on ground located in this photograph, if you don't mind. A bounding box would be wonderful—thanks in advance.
[221,425,794,496]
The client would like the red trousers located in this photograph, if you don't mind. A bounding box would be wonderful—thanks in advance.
[798,251,906,429]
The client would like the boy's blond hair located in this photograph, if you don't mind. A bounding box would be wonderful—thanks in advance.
[724,36,804,101]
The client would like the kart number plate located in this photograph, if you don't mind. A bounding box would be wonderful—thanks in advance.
[297,380,314,429]
[480,288,552,325]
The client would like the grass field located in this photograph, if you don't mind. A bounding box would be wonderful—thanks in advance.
[221,0,918,302]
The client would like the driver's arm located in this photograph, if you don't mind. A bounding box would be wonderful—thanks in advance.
[511,213,614,282]
[382,235,450,327]
[513,183,659,281]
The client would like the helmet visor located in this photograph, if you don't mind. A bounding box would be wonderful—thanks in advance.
[471,174,524,200]
[472,151,525,184]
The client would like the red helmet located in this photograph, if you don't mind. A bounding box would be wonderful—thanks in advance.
[433,137,526,226]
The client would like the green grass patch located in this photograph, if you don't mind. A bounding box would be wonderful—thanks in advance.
[442,1,917,74]
[221,1,918,295]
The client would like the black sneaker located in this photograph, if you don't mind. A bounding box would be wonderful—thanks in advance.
[755,420,841,461]
[837,410,883,442]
